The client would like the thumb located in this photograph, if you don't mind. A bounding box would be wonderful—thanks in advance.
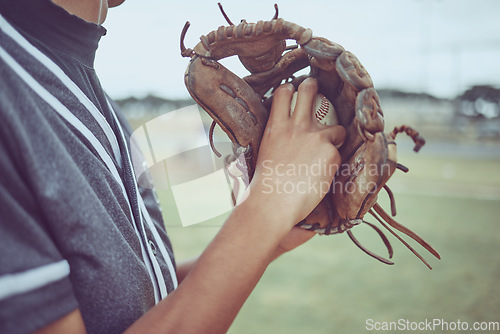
[323,125,346,149]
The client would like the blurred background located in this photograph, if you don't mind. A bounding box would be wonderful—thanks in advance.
[97,0,500,333]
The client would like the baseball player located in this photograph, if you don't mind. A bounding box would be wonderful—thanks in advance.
[0,0,344,333]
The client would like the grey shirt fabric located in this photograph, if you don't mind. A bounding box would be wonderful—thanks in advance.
[0,0,177,333]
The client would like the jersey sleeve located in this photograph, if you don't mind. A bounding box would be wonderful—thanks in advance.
[0,103,79,334]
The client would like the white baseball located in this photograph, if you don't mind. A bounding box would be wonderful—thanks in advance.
[289,91,338,126]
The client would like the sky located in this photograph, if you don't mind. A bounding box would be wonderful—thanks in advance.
[95,0,500,100]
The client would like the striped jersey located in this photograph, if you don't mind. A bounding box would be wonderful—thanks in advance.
[0,0,177,332]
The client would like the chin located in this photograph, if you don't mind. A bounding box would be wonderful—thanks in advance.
[108,0,125,8]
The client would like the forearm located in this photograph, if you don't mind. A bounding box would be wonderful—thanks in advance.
[175,226,312,285]
[175,257,197,283]
[125,196,293,334]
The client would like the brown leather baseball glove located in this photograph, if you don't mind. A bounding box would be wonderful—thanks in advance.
[180,4,440,269]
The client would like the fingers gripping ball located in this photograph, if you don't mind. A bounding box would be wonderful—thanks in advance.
[289,92,339,126]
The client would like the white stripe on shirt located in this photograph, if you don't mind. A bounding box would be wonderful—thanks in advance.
[0,46,126,202]
[0,260,70,300]
[0,45,163,303]
[106,99,179,290]
[1,14,176,299]
[139,198,179,289]
[0,14,122,167]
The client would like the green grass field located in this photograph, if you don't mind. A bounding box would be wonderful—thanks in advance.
[155,149,500,333]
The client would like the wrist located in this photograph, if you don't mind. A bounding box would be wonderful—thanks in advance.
[235,179,301,230]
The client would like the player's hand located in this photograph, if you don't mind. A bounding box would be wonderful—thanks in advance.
[249,78,345,226]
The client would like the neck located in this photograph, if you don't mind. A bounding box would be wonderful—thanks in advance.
[51,0,108,24]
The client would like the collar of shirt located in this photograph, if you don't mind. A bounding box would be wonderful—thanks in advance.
[0,0,106,68]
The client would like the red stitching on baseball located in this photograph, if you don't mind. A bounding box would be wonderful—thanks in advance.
[316,95,329,121]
